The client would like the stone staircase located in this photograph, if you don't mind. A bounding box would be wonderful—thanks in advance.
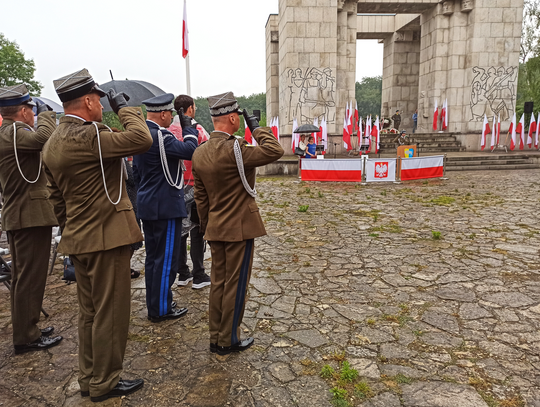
[379,132,466,153]
[445,154,540,171]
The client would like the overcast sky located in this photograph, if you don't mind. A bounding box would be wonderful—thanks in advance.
[3,0,383,102]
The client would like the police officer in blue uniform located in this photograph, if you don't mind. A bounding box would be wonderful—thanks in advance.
[134,93,198,322]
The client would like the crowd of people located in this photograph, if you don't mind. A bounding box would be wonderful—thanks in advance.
[0,68,284,402]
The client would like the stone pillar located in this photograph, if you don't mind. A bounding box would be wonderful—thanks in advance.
[266,14,279,120]
[381,29,420,131]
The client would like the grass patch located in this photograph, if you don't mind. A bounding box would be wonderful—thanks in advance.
[430,196,455,206]
[128,333,151,343]
[432,230,442,240]
[298,205,309,212]
[393,374,413,384]
[320,358,373,406]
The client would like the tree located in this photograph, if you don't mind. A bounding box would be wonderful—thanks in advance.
[355,76,382,117]
[521,0,540,63]
[0,33,42,95]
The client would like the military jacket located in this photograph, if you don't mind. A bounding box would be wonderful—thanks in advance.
[192,127,284,242]
[43,107,152,254]
[0,112,58,231]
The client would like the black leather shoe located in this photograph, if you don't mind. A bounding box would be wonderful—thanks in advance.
[81,390,89,397]
[14,335,63,355]
[210,343,217,353]
[149,308,188,323]
[90,379,144,402]
[171,301,177,309]
[216,337,254,356]
[40,326,55,337]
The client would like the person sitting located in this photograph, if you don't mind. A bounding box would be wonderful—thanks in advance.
[298,134,307,156]
[305,136,317,158]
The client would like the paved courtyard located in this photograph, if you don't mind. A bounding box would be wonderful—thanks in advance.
[1,170,540,406]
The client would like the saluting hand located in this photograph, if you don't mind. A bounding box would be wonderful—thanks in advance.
[107,89,130,114]
[178,108,196,129]
[242,109,260,133]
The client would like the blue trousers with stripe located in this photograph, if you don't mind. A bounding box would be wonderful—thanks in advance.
[142,218,182,317]
[209,239,254,347]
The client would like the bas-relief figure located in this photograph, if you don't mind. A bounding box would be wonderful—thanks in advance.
[470,66,517,122]
[461,0,474,12]
[442,0,454,15]
[286,67,336,125]
[419,91,429,118]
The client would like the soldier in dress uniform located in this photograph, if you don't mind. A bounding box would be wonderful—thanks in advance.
[42,69,152,403]
[0,84,63,354]
[133,94,198,322]
[191,92,284,356]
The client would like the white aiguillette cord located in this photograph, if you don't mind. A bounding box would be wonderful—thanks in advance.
[157,128,184,189]
[92,122,127,205]
[234,138,257,198]
[12,122,42,184]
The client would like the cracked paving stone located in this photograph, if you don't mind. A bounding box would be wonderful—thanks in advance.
[269,362,296,383]
[286,329,328,348]
[380,364,427,379]
[436,286,477,302]
[459,303,493,319]
[422,310,460,334]
[481,291,536,308]
[360,392,401,407]
[250,277,282,295]
[349,358,381,379]
[402,381,489,407]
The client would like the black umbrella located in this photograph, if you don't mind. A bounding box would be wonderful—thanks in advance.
[30,96,64,114]
[98,80,166,112]
[293,124,320,133]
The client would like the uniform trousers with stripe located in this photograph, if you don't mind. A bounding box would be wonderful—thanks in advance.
[209,239,254,347]
[7,226,52,345]
[70,245,131,397]
[143,218,182,317]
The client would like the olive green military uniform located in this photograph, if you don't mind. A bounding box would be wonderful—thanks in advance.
[192,127,284,347]
[43,107,152,398]
[0,111,57,346]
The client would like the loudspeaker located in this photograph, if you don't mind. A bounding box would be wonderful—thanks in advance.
[253,109,261,121]
[524,102,534,114]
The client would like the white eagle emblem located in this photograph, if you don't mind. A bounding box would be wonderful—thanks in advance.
[375,162,388,178]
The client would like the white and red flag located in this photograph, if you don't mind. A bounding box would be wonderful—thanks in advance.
[301,159,362,182]
[182,0,189,58]
[441,99,448,130]
[312,117,319,144]
[347,103,354,137]
[366,116,372,153]
[270,117,280,140]
[343,114,352,151]
[433,99,439,131]
[371,116,380,153]
[510,112,516,150]
[358,116,363,148]
[401,155,444,181]
[292,117,298,149]
[517,113,525,150]
[481,114,490,151]
[497,113,501,146]
[490,115,497,151]
[527,112,536,148]
[354,101,359,134]
[321,117,328,153]
[366,158,397,182]
[244,120,256,145]
[275,116,280,141]
[536,113,540,149]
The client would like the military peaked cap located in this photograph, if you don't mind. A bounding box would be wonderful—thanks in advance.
[0,84,36,107]
[142,93,175,112]
[207,91,242,117]
[53,68,106,103]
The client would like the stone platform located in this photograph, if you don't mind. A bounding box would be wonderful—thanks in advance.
[1,170,540,406]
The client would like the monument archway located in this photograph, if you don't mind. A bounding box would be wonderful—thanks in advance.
[266,0,524,153]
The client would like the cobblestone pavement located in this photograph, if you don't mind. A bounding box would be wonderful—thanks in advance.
[1,170,540,407]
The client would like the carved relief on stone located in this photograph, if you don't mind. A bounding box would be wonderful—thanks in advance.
[461,0,474,12]
[382,102,389,117]
[469,66,518,122]
[394,31,413,42]
[271,31,278,43]
[419,91,429,119]
[285,67,336,124]
[442,0,455,16]
[337,0,345,11]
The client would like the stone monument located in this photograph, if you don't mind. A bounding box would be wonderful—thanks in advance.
[266,0,524,153]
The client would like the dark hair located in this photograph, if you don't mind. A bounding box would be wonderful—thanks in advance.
[0,104,24,119]
[174,95,194,112]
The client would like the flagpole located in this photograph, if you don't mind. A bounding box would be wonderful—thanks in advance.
[186,54,191,96]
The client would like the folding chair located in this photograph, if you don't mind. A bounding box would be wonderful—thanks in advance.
[0,247,49,318]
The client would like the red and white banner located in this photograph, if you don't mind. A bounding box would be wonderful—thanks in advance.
[433,99,438,131]
[510,112,516,150]
[366,116,372,153]
[182,0,189,58]
[244,120,253,145]
[301,159,362,182]
[365,158,397,182]
[490,115,496,151]
[517,113,525,150]
[292,117,298,149]
[441,99,448,131]
[481,114,490,151]
[321,117,328,152]
[401,155,444,181]
[527,112,536,148]
[536,112,540,149]
[371,116,380,153]
[354,101,359,134]
[343,112,352,151]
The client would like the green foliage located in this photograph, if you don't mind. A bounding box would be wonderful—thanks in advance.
[329,387,348,400]
[320,365,335,379]
[432,230,442,240]
[394,374,413,384]
[521,0,540,62]
[297,205,309,212]
[354,382,373,399]
[355,76,382,117]
[339,361,359,383]
[102,112,124,130]
[0,33,42,94]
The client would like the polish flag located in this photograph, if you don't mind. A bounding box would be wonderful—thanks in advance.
[496,113,501,146]
[490,115,497,151]
[321,117,328,153]
[371,116,380,153]
[354,101,359,134]
[301,159,362,182]
[275,116,280,141]
[343,115,352,151]
[481,114,490,151]
[517,113,525,150]
[244,120,253,144]
[292,117,298,149]
[312,117,319,144]
[358,116,363,148]
[366,116,372,153]
[401,155,444,181]
[441,99,448,130]
[532,113,540,150]
[527,112,536,148]
[347,103,354,136]
[510,112,516,150]
[433,99,439,131]
[182,0,189,58]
